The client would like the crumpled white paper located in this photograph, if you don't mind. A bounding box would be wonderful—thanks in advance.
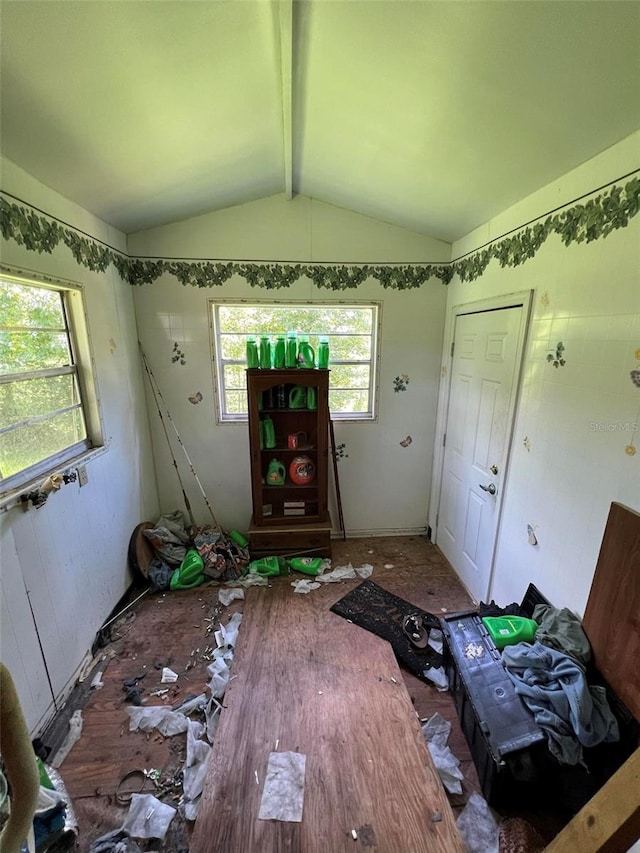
[206,613,242,698]
[229,574,269,588]
[161,667,179,683]
[422,665,449,691]
[456,792,499,853]
[421,711,451,750]
[291,579,321,593]
[51,709,83,768]
[173,693,207,715]
[422,712,464,794]
[316,562,374,582]
[317,564,356,582]
[218,611,242,647]
[218,587,245,606]
[182,719,212,821]
[126,706,189,737]
[122,793,176,840]
[427,628,444,655]
[258,751,306,822]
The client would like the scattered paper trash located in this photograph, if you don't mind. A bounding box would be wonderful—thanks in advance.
[122,793,176,840]
[258,752,306,822]
[422,666,449,691]
[90,671,104,690]
[427,628,444,655]
[384,563,394,569]
[231,574,268,588]
[422,712,464,794]
[182,719,212,821]
[161,667,179,683]
[317,564,356,583]
[126,706,189,737]
[291,579,321,593]
[89,828,142,852]
[456,792,499,853]
[51,710,83,768]
[218,612,242,648]
[355,563,373,578]
[218,587,245,607]
[421,712,451,750]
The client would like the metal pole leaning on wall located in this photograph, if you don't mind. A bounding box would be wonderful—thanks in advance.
[329,414,346,540]
[139,345,195,527]
[139,344,222,531]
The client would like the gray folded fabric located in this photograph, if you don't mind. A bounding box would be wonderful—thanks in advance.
[533,604,592,667]
[502,641,619,765]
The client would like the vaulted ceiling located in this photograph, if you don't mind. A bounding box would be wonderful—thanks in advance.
[1,1,639,243]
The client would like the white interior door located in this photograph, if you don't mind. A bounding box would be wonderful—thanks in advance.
[437,305,524,602]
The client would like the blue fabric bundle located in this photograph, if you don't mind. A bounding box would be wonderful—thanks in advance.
[502,641,619,765]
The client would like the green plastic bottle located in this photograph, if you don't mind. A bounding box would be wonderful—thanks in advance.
[171,549,205,590]
[273,335,286,369]
[297,335,315,369]
[481,616,538,650]
[318,336,330,369]
[288,556,324,575]
[285,331,298,368]
[246,336,259,368]
[307,386,317,410]
[249,556,288,577]
[259,336,272,369]
[262,416,276,448]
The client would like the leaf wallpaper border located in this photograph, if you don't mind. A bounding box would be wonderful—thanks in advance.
[1,174,638,290]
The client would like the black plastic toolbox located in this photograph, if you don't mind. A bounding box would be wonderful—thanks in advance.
[441,605,548,805]
[440,584,639,809]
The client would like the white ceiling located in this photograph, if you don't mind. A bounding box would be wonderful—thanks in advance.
[1,1,639,243]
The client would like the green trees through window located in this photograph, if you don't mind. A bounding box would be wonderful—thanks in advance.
[212,302,379,420]
[0,272,96,490]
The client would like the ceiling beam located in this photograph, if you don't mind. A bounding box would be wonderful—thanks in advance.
[277,0,294,200]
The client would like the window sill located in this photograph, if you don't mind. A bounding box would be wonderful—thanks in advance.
[0,444,108,513]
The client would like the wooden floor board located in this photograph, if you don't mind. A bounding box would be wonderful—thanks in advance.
[52,536,486,850]
[190,578,464,852]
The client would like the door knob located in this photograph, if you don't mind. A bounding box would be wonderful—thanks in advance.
[479,483,497,495]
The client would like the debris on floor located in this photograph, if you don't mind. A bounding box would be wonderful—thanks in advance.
[50,711,83,769]
[421,712,464,794]
[456,792,499,853]
[121,793,176,840]
[257,752,306,823]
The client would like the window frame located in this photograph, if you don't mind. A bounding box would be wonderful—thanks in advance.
[210,298,381,424]
[0,266,104,500]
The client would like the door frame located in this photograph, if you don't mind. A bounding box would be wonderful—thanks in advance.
[429,290,533,602]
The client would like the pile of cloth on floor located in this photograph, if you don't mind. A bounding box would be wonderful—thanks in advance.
[483,599,620,766]
[143,510,250,589]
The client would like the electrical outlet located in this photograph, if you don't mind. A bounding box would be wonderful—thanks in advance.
[77,465,89,487]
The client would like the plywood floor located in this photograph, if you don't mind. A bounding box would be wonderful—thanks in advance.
[52,536,488,850]
[190,576,464,852]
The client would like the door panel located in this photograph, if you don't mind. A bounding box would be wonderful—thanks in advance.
[438,306,523,601]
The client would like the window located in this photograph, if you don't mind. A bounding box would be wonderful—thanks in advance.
[211,301,380,422]
[0,268,103,496]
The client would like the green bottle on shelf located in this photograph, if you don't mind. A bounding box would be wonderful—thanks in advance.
[318,336,330,369]
[273,335,286,368]
[259,336,272,369]
[285,331,298,368]
[246,336,259,368]
[297,335,315,368]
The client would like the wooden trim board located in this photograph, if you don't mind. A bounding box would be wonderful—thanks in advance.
[583,502,640,720]
[190,579,464,852]
[545,747,640,853]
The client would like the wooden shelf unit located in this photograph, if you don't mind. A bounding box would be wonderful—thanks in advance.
[246,369,330,553]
